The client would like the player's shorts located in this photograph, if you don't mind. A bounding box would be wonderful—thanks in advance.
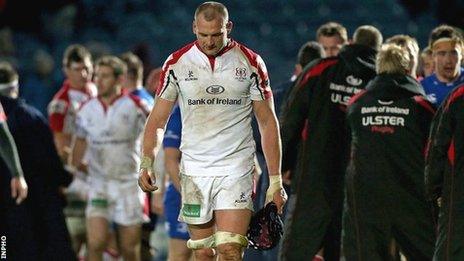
[179,169,254,225]
[64,172,89,217]
[66,216,86,237]
[164,183,190,240]
[86,177,144,226]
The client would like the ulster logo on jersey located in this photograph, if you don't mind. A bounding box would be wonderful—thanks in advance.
[235,67,247,81]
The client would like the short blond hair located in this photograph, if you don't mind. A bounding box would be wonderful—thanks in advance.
[376,43,410,75]
[96,55,127,78]
[194,1,229,22]
[386,34,419,74]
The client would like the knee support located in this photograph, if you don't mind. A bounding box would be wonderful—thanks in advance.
[186,231,249,250]
[187,234,216,250]
[215,231,248,247]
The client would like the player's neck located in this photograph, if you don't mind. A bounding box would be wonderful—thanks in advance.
[99,89,122,106]
[436,72,460,84]
[68,81,87,90]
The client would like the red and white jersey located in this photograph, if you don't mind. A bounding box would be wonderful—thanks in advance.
[0,102,6,122]
[48,80,97,134]
[75,94,149,181]
[157,39,272,176]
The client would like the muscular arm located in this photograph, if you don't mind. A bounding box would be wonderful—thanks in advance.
[253,98,287,213]
[253,98,281,176]
[164,147,181,192]
[69,136,88,172]
[53,132,72,162]
[139,97,175,192]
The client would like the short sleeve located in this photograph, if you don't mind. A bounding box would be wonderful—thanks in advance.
[250,55,272,101]
[156,54,179,101]
[48,98,68,132]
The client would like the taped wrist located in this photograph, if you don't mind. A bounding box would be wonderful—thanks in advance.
[140,156,153,172]
[265,175,283,203]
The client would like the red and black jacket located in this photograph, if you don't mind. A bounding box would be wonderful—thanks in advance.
[347,73,434,199]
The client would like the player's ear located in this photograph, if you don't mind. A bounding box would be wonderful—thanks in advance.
[192,20,197,35]
[226,20,233,34]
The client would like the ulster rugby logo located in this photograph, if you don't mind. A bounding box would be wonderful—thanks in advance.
[235,67,247,81]
[206,85,225,94]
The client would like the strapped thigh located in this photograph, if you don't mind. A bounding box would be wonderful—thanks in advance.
[215,231,248,247]
[187,234,215,250]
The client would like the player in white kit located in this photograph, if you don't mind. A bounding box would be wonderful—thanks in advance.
[70,56,150,261]
[138,2,287,260]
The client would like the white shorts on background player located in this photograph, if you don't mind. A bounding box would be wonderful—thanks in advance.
[86,176,145,225]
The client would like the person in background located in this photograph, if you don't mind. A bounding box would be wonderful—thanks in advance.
[421,24,464,108]
[120,51,156,261]
[48,44,96,258]
[280,25,383,261]
[0,61,76,260]
[316,21,349,57]
[418,47,434,79]
[344,41,435,260]
[70,56,149,261]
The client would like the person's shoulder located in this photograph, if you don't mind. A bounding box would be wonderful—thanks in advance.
[234,40,263,65]
[78,97,97,113]
[51,81,71,101]
[166,41,197,62]
[2,97,47,125]
[453,71,464,87]
[127,93,151,115]
[420,74,437,89]
[412,95,435,114]
[447,84,464,103]
[133,88,154,104]
[295,57,339,89]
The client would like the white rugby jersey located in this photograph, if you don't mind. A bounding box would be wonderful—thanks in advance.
[75,94,149,180]
[157,39,272,176]
[48,80,97,135]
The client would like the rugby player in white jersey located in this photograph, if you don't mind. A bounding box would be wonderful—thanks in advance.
[138,2,287,260]
[70,56,150,261]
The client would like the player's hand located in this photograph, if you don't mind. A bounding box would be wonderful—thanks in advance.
[265,175,288,215]
[272,188,287,215]
[138,168,158,192]
[11,176,28,204]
